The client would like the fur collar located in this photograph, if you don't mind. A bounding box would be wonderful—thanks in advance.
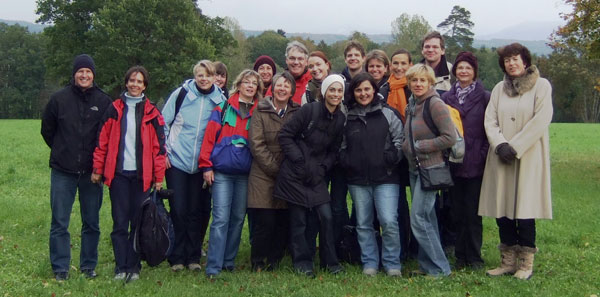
[503,65,539,97]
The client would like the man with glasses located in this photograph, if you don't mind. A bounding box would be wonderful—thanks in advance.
[266,40,312,105]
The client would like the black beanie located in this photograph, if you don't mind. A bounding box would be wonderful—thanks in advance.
[72,54,96,77]
[452,51,478,78]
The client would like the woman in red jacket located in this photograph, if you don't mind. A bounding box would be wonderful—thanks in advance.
[91,66,166,281]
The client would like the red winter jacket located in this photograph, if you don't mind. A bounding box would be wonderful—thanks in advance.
[93,97,166,191]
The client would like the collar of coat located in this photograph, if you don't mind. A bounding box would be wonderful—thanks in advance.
[503,65,540,97]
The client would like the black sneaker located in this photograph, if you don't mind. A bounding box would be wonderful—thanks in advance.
[54,272,69,281]
[328,264,344,275]
[82,269,97,279]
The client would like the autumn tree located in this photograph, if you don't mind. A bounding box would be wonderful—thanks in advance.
[551,0,600,59]
[437,5,475,56]
[391,13,432,55]
[0,23,47,118]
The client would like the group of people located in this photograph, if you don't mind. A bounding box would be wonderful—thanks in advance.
[41,30,553,282]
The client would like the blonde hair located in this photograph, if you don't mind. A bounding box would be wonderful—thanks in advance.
[193,60,215,76]
[405,63,436,86]
[231,69,264,99]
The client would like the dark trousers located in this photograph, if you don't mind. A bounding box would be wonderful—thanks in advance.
[288,202,339,271]
[166,167,211,265]
[329,166,350,251]
[436,190,457,249]
[497,217,536,248]
[109,171,147,274]
[397,185,411,261]
[248,208,288,268]
[449,176,484,264]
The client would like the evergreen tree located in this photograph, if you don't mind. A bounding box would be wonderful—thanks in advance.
[437,5,475,56]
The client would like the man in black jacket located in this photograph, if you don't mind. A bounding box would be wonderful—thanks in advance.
[41,54,111,281]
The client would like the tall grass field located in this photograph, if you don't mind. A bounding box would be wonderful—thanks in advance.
[0,120,599,296]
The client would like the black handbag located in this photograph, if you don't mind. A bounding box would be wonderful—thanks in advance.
[408,109,454,191]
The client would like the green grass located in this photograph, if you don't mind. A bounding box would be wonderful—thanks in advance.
[0,120,599,296]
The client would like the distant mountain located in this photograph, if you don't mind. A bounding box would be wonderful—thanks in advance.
[472,39,552,56]
[478,21,561,41]
[0,19,47,33]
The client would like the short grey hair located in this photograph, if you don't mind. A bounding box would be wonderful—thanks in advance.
[285,40,309,58]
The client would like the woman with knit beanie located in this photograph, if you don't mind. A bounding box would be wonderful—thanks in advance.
[441,51,490,270]
[254,55,277,96]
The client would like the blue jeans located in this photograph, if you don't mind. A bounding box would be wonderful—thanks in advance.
[205,172,248,275]
[348,184,401,271]
[409,171,451,276]
[49,168,103,273]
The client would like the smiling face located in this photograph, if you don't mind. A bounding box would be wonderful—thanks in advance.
[215,73,227,89]
[345,48,365,72]
[409,75,432,98]
[286,48,307,77]
[74,68,94,90]
[390,53,412,79]
[421,38,445,66]
[126,72,146,97]
[353,80,375,106]
[194,66,215,91]
[272,76,292,104]
[504,54,526,77]
[257,64,274,85]
[324,82,344,110]
[308,56,330,82]
[455,61,475,86]
[239,75,258,101]
[367,59,387,82]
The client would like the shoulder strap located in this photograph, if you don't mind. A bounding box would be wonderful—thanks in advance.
[169,88,188,127]
[422,97,440,136]
[220,100,229,124]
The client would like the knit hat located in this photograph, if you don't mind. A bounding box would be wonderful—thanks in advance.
[253,55,277,75]
[309,51,331,69]
[320,74,345,98]
[452,51,478,78]
[72,54,96,77]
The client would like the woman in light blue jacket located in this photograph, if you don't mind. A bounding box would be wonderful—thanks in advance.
[161,60,226,272]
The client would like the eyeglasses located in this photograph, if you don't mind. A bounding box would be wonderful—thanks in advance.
[287,56,306,62]
[242,80,258,87]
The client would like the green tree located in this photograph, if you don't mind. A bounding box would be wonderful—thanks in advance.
[219,17,251,88]
[348,31,379,52]
[551,0,600,59]
[437,5,475,56]
[246,30,289,67]
[0,23,47,118]
[36,0,234,100]
[391,13,432,55]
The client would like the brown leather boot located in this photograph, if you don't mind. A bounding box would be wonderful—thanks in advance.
[486,244,519,276]
[513,246,538,280]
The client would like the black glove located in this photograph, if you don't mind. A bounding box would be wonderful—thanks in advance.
[496,143,517,164]
[384,146,400,165]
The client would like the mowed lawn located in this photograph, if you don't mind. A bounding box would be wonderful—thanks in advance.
[0,120,598,297]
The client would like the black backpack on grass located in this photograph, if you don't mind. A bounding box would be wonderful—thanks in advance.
[133,190,174,267]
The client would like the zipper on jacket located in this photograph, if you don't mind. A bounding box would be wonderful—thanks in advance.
[191,96,206,172]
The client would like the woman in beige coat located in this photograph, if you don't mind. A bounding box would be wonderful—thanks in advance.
[479,43,553,280]
[247,71,300,271]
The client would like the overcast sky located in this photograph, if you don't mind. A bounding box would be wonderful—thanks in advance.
[0,0,571,37]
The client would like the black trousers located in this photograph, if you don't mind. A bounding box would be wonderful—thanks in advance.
[397,185,411,261]
[497,217,536,248]
[436,190,457,249]
[288,202,339,271]
[248,208,288,267]
[109,171,147,274]
[165,167,211,266]
[449,176,484,264]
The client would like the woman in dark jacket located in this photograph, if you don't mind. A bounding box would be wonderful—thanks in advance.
[273,74,346,277]
[92,66,166,281]
[341,72,404,277]
[441,52,490,270]
[247,72,300,271]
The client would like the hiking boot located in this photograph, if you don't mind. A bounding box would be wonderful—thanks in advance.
[386,269,402,277]
[513,246,538,280]
[171,264,185,272]
[114,272,126,280]
[362,268,377,276]
[328,264,344,275]
[188,263,202,272]
[82,269,97,279]
[487,244,519,276]
[54,272,68,281]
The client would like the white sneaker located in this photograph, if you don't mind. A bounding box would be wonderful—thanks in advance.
[114,272,126,280]
[126,272,139,282]
[363,268,377,276]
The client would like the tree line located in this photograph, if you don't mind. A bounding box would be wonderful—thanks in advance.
[0,0,598,122]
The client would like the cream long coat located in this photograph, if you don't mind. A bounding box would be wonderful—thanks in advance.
[478,68,553,219]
